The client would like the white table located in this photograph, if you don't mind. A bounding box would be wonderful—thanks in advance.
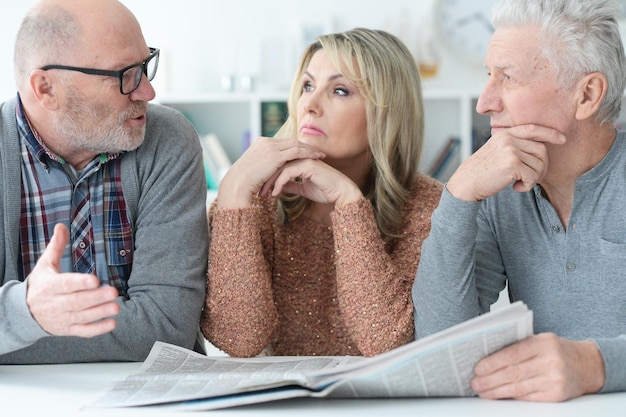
[1,361,624,416]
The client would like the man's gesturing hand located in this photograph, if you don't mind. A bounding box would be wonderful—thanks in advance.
[26,223,120,337]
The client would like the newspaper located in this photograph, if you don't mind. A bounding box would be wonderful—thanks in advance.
[90,301,532,411]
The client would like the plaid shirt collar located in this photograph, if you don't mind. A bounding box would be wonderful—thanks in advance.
[15,94,122,169]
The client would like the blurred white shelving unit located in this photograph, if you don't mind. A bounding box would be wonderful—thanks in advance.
[157,91,287,163]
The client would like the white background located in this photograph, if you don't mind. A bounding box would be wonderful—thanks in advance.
[0,0,489,100]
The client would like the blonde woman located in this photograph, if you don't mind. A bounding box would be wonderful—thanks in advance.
[201,28,442,357]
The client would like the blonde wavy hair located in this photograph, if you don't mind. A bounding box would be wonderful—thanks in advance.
[275,27,424,241]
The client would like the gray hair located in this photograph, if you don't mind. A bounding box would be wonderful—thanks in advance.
[14,5,81,91]
[492,0,626,124]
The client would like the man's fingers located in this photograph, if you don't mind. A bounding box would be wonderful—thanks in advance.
[57,273,102,294]
[474,337,536,376]
[39,223,70,273]
[62,284,119,312]
[67,318,117,338]
[29,279,119,336]
[25,223,121,338]
[68,297,120,325]
[475,375,544,400]
[470,334,589,402]
[507,124,567,146]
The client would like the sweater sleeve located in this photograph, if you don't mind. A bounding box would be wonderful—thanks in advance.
[0,99,50,355]
[412,186,485,338]
[333,178,442,356]
[0,280,49,354]
[594,336,626,393]
[200,202,278,357]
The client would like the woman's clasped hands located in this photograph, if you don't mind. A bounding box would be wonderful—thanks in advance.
[218,137,362,209]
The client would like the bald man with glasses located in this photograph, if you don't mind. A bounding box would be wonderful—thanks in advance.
[0,0,208,363]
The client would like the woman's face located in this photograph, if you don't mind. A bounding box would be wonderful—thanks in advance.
[296,49,369,170]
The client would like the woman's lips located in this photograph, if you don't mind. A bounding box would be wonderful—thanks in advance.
[300,123,325,136]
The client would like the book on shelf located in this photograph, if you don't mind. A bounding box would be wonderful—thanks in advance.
[472,125,491,153]
[89,301,533,411]
[199,133,231,190]
[427,137,461,182]
[261,101,288,137]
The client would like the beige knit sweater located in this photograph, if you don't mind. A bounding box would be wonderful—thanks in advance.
[200,174,442,357]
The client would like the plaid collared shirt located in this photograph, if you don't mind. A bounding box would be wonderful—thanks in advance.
[16,97,133,297]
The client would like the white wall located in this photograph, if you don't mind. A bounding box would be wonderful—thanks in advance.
[0,0,487,101]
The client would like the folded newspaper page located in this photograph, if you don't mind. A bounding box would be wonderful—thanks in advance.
[89,301,532,411]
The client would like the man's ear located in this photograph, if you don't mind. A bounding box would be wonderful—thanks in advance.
[27,69,60,110]
[574,72,607,121]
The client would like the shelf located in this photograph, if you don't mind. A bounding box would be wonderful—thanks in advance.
[157,92,287,162]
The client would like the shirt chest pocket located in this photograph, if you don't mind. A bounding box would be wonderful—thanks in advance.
[599,238,626,295]
[105,227,134,298]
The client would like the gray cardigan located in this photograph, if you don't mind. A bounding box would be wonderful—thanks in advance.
[413,131,626,393]
[0,98,209,363]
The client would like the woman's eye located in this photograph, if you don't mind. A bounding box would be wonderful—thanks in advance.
[335,87,349,96]
[303,81,314,92]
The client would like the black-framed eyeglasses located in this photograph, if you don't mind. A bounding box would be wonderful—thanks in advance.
[40,47,160,95]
